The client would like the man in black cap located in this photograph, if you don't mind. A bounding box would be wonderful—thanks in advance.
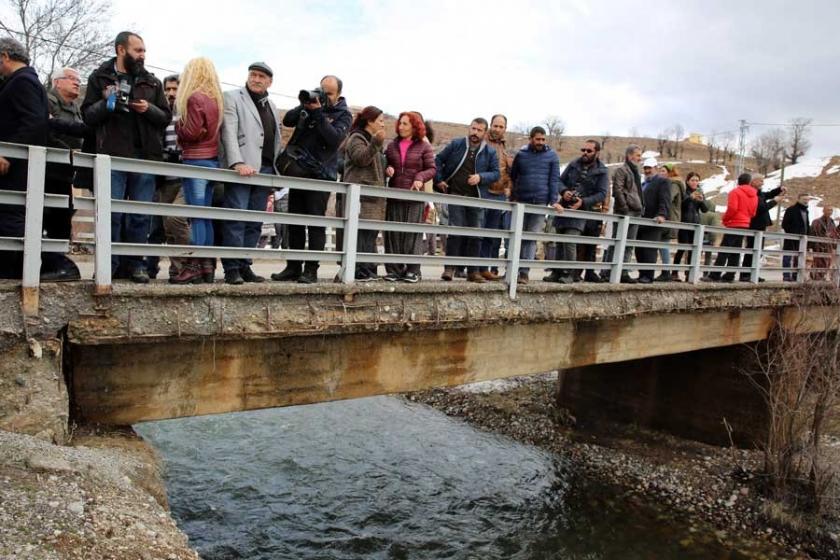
[271,74,351,284]
[218,62,283,284]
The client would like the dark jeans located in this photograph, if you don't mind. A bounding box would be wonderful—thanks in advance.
[111,170,156,274]
[479,191,507,272]
[710,232,747,280]
[221,165,273,272]
[739,233,763,280]
[636,226,667,280]
[446,203,485,274]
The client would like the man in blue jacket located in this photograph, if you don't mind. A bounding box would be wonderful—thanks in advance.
[435,118,500,283]
[547,140,609,284]
[509,127,563,284]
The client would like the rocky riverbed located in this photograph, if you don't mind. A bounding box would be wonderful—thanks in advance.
[0,427,199,560]
[408,373,840,560]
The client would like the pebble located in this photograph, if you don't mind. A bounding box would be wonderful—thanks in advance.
[68,501,85,515]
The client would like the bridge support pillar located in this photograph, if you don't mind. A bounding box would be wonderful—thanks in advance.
[0,336,68,444]
[557,344,767,447]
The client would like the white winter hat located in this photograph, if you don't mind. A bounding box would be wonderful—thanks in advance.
[642,157,658,168]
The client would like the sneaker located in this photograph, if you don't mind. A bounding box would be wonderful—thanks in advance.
[297,269,318,284]
[654,273,672,282]
[401,272,420,283]
[271,267,301,282]
[384,272,401,282]
[240,266,266,283]
[620,274,637,284]
[130,268,150,284]
[454,268,467,279]
[355,272,375,282]
[467,272,486,283]
[583,271,603,283]
[224,269,244,285]
[638,276,653,284]
[558,274,575,284]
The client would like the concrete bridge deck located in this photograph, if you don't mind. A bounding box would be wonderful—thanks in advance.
[2,279,837,428]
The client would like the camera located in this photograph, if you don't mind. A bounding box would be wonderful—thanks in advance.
[164,147,182,164]
[298,87,328,106]
[561,190,581,208]
[107,78,132,113]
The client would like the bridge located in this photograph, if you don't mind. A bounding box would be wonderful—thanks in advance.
[0,143,838,444]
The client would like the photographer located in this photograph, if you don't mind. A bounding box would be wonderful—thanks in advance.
[546,140,608,284]
[272,75,351,284]
[81,31,171,283]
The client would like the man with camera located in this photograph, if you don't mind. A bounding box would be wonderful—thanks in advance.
[271,75,352,284]
[435,118,500,283]
[81,31,171,283]
[218,62,282,285]
[546,139,608,284]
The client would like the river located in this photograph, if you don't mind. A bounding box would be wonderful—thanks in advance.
[137,396,781,559]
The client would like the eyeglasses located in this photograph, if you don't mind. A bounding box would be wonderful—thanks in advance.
[58,76,81,84]
[580,148,596,154]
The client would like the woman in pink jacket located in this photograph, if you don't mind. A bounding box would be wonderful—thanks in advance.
[382,112,436,283]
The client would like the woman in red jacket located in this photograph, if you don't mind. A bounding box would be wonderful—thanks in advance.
[171,57,224,284]
[383,112,436,282]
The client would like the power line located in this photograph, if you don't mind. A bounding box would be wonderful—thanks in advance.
[747,122,840,127]
[2,26,299,101]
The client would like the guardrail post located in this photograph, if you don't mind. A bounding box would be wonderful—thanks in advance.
[750,230,763,284]
[21,146,47,316]
[507,203,525,300]
[93,155,113,295]
[688,224,705,284]
[608,215,630,284]
[340,183,360,284]
[798,235,808,283]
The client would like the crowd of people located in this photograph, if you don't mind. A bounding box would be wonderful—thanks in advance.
[0,32,838,285]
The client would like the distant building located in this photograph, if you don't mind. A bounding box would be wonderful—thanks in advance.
[688,132,705,145]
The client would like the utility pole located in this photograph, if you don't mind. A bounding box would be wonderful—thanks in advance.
[735,119,749,178]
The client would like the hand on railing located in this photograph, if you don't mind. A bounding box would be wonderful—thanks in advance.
[385,166,395,178]
[0,156,8,175]
[410,181,424,191]
[653,216,665,224]
[551,202,564,213]
[233,163,258,177]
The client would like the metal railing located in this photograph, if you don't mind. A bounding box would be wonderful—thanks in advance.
[1,142,839,316]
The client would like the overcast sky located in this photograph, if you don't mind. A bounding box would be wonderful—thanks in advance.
[45,0,840,154]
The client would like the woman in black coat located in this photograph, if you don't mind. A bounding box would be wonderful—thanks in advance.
[673,172,708,278]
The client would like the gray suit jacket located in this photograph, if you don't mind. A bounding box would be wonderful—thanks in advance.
[219,87,282,172]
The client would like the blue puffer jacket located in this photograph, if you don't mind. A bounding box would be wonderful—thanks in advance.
[554,157,608,230]
[509,145,560,205]
[434,137,500,197]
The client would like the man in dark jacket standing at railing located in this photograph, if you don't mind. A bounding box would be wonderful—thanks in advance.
[435,118,500,283]
[600,145,643,283]
[509,126,563,284]
[81,31,171,283]
[547,140,608,284]
[636,174,671,284]
[781,193,811,281]
[272,75,351,284]
[0,37,49,280]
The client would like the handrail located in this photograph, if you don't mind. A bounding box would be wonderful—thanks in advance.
[0,141,838,312]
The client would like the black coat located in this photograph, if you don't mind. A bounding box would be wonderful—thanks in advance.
[0,66,49,190]
[283,97,352,181]
[681,188,709,225]
[642,176,671,220]
[781,202,810,250]
[555,157,608,231]
[749,187,782,230]
[81,58,170,160]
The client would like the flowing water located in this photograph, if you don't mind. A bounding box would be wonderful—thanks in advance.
[137,396,782,559]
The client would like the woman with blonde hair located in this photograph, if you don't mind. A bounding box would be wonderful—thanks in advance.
[172,57,224,283]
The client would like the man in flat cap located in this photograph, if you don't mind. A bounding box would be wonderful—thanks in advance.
[218,62,282,284]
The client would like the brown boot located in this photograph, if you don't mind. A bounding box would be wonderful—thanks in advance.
[441,267,454,281]
[481,270,501,281]
[170,259,203,284]
[467,272,486,283]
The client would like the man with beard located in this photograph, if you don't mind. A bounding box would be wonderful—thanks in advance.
[434,118,500,282]
[600,144,643,283]
[272,74,351,284]
[477,114,512,280]
[81,31,171,283]
[547,139,608,283]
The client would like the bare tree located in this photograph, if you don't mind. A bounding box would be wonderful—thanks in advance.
[706,131,717,164]
[513,121,535,136]
[656,130,669,157]
[672,124,684,159]
[542,115,566,151]
[751,129,786,174]
[787,117,813,165]
[0,0,113,86]
[600,131,611,153]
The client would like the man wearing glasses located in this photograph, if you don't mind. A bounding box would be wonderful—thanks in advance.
[547,139,608,283]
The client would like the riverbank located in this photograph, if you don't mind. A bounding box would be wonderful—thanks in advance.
[0,427,200,560]
[409,373,840,560]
